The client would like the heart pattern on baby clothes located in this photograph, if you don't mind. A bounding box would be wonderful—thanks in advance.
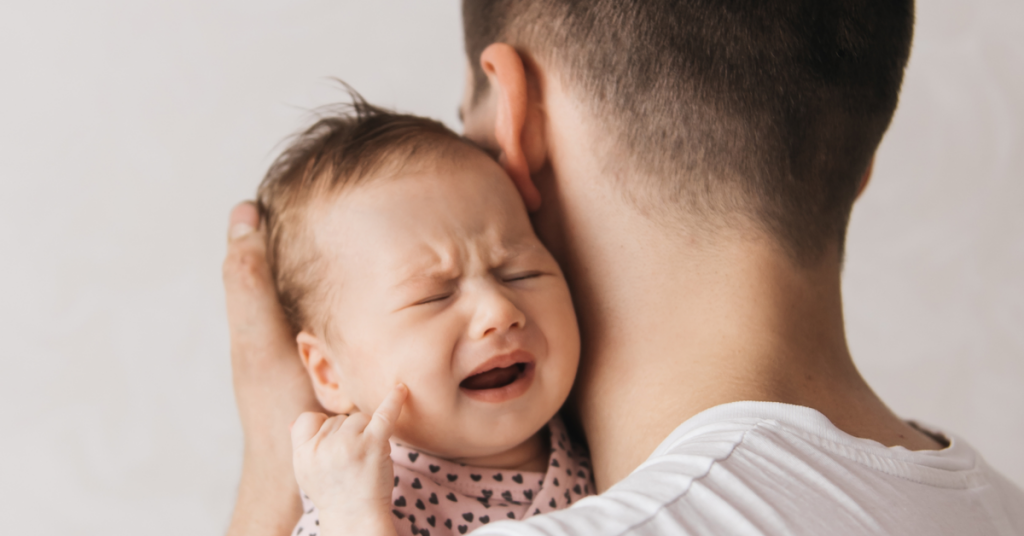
[292,416,593,536]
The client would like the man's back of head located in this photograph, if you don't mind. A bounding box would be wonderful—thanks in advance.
[459,0,939,492]
[463,0,914,262]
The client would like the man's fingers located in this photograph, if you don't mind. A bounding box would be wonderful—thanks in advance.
[290,412,329,450]
[223,202,275,323]
[228,201,259,241]
[223,202,285,344]
[222,202,303,375]
[365,384,408,440]
[223,201,322,529]
[223,200,322,424]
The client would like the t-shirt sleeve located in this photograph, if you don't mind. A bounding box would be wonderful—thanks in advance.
[470,425,747,536]
[476,405,1024,535]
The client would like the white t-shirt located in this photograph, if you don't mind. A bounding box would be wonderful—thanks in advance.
[473,402,1024,535]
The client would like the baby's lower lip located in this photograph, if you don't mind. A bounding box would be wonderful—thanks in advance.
[460,362,525,390]
[459,362,535,403]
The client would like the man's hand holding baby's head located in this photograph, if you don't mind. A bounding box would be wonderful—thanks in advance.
[290,383,407,536]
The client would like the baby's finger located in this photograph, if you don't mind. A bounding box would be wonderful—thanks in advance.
[290,411,329,450]
[311,414,348,443]
[365,384,408,440]
[339,412,371,437]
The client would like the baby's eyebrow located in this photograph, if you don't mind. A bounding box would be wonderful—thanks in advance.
[390,241,539,291]
[392,263,461,291]
[394,272,447,289]
[492,242,543,263]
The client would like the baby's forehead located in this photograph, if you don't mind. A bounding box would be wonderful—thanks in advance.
[310,160,534,274]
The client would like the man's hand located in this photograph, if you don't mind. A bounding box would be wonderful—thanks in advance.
[223,201,324,536]
[291,384,407,536]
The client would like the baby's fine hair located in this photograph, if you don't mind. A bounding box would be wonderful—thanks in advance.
[257,87,470,336]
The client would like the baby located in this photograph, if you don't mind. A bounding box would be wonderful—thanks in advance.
[256,94,594,536]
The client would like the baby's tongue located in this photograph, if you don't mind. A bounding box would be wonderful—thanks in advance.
[460,365,520,390]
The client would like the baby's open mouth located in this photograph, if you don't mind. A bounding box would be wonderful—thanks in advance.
[459,363,529,390]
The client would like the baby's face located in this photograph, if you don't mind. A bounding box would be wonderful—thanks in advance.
[304,149,579,460]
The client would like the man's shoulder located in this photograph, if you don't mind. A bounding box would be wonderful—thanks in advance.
[474,401,1024,536]
[619,401,1024,535]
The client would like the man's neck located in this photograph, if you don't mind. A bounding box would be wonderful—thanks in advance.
[531,145,940,491]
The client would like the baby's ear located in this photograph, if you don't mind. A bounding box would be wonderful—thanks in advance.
[296,331,357,415]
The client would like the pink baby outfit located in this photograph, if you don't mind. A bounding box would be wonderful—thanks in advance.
[293,417,593,536]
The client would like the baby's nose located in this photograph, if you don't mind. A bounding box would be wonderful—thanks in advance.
[470,288,526,339]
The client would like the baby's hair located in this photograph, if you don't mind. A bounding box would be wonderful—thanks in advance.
[257,85,470,336]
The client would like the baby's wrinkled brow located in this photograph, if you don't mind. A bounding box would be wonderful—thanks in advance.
[390,241,534,291]
[394,271,456,291]
[392,257,461,291]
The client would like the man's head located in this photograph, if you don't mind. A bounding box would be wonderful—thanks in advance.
[460,0,914,262]
[257,96,580,459]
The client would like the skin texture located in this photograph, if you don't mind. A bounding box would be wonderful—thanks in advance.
[223,43,940,536]
[296,150,579,469]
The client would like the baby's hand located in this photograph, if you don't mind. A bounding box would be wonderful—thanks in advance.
[290,384,407,536]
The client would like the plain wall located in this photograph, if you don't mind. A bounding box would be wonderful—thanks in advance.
[0,1,1020,533]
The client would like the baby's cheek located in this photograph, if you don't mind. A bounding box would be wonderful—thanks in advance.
[339,351,393,416]
[392,371,451,430]
[390,396,457,454]
[541,316,581,400]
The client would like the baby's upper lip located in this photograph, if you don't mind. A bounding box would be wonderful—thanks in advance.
[462,349,535,381]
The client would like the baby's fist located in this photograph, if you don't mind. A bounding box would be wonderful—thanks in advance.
[290,384,408,523]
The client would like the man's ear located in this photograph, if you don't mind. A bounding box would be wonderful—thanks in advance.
[296,331,356,415]
[855,156,875,199]
[479,43,545,211]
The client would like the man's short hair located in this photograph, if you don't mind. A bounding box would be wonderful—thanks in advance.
[463,0,914,261]
[257,91,467,335]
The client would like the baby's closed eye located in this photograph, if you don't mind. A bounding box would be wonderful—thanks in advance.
[415,292,455,306]
[502,271,543,283]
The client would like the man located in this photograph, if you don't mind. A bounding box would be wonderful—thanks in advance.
[224,1,1024,534]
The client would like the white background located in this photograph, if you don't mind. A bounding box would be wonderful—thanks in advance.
[0,1,1020,534]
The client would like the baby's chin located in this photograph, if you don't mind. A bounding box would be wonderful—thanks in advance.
[392,412,553,464]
